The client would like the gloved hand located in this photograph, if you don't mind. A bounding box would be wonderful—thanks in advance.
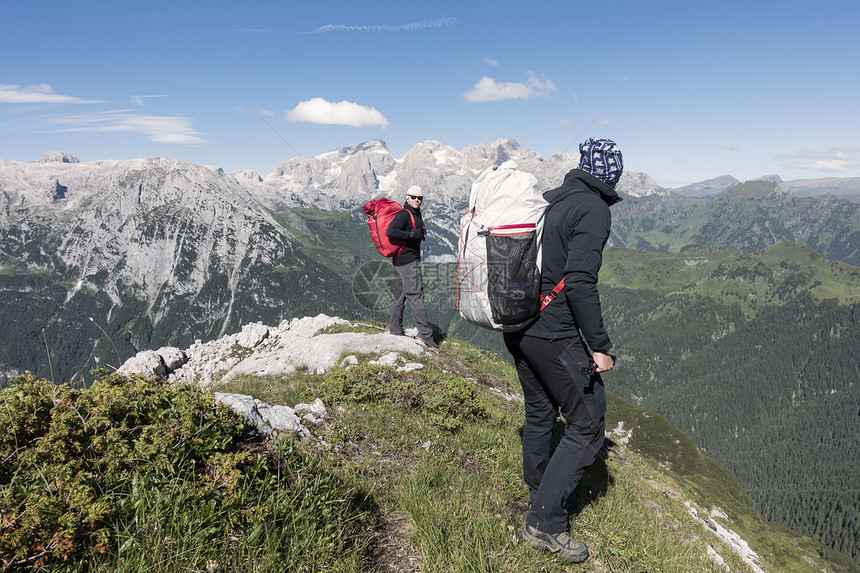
[408,229,422,240]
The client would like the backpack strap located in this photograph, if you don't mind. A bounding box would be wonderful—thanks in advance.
[538,188,588,311]
[392,209,418,263]
[540,279,566,310]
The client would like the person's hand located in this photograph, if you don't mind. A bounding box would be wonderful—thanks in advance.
[592,352,614,373]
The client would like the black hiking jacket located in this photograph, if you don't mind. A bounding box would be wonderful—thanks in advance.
[521,169,622,353]
[386,203,425,266]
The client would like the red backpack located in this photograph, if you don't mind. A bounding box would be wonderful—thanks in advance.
[363,198,416,260]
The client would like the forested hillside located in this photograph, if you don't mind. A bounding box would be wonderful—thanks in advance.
[601,283,859,561]
[452,243,860,563]
[611,181,860,266]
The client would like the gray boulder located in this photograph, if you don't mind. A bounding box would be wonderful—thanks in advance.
[118,347,188,377]
[214,392,310,438]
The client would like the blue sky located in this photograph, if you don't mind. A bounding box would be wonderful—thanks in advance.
[2,0,859,187]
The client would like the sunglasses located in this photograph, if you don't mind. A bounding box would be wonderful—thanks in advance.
[407,195,423,201]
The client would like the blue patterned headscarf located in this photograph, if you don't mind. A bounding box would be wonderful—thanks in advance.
[578,137,624,184]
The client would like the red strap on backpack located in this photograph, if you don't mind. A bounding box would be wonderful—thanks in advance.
[539,278,565,311]
[537,189,587,312]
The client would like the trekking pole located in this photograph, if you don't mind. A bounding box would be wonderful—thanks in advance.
[254,108,305,159]
[559,108,607,155]
[536,108,607,189]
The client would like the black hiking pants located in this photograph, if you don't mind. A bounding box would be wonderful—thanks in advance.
[389,260,433,340]
[503,332,606,534]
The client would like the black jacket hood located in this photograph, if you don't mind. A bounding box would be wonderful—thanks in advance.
[545,169,623,207]
[520,168,619,351]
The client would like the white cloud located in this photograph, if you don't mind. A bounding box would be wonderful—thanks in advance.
[777,143,860,172]
[130,94,167,106]
[285,98,389,128]
[309,17,456,33]
[0,83,103,104]
[712,144,738,151]
[806,159,853,171]
[464,72,557,103]
[483,58,500,67]
[55,110,205,144]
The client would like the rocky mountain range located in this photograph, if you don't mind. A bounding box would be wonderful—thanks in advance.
[671,173,860,201]
[671,175,741,197]
[235,138,664,210]
[233,138,665,261]
[0,138,670,382]
[0,153,364,382]
[1,138,858,382]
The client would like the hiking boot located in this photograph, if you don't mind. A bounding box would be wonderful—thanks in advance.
[520,523,589,563]
[415,336,438,348]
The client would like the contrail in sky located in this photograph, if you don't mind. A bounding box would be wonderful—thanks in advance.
[309,17,456,33]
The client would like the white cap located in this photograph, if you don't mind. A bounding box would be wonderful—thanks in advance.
[406,185,424,197]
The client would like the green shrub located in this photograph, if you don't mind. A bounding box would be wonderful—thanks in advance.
[0,372,373,571]
[319,363,488,431]
[422,371,487,420]
[319,363,421,408]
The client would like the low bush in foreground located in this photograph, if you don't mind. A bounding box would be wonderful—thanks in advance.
[319,362,490,431]
[0,372,373,571]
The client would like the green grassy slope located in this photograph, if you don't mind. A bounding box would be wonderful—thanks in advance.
[5,334,855,571]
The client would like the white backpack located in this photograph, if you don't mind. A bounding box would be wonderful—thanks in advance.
[456,161,555,331]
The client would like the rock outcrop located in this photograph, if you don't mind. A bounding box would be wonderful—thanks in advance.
[117,314,430,439]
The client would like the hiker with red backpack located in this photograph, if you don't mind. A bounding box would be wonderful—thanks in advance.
[385,186,437,347]
[504,138,623,563]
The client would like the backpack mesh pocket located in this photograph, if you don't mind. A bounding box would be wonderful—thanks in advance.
[486,226,540,325]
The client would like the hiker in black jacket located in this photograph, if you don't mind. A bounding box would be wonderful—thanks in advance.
[504,138,623,563]
[386,186,437,347]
